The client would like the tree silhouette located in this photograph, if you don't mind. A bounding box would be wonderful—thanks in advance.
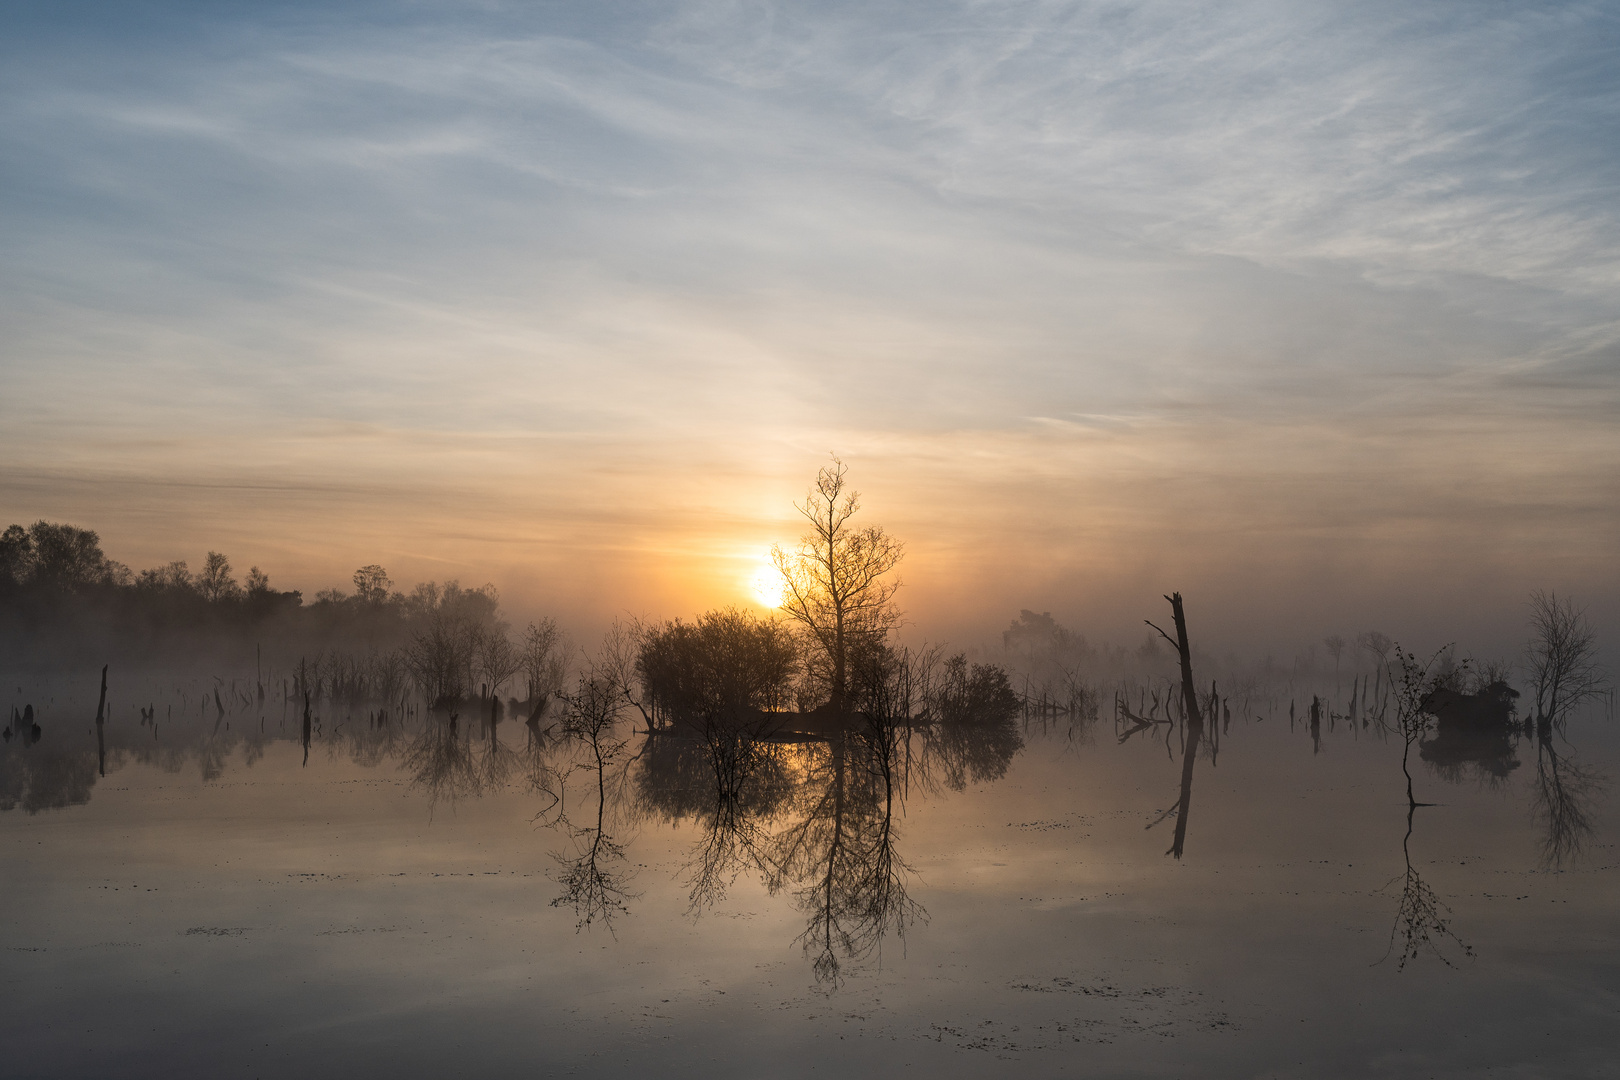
[1526,591,1606,729]
[1390,645,1456,810]
[352,564,393,605]
[773,458,903,712]
[196,552,240,603]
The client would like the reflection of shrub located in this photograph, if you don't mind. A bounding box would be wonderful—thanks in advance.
[0,739,98,814]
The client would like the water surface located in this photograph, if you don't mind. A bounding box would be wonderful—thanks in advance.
[3,670,1615,1078]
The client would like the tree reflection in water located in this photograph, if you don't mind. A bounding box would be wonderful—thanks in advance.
[403,710,480,808]
[631,645,1023,988]
[548,671,639,932]
[1408,676,1605,869]
[1531,731,1605,867]
[683,727,794,912]
[1144,593,1207,860]
[339,705,408,770]
[551,812,635,932]
[0,728,97,813]
[635,722,919,986]
[474,698,522,793]
[9,612,1603,989]
[764,728,923,989]
[915,655,1023,793]
[1381,806,1473,971]
[1419,724,1520,784]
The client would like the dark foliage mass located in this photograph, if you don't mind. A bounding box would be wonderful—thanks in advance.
[0,519,508,671]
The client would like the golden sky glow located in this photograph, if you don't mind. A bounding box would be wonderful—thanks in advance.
[1,2,1616,659]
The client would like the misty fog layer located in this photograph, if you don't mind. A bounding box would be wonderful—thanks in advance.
[4,579,1613,1076]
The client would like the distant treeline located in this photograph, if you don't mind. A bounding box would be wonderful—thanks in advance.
[0,519,506,667]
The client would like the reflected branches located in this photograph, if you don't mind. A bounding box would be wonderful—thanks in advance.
[547,661,640,933]
[404,710,480,808]
[680,728,791,913]
[763,731,925,990]
[1380,808,1474,971]
[1530,733,1605,867]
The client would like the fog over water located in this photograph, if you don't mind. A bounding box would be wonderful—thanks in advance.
[3,517,1616,1076]
[3,621,1615,1078]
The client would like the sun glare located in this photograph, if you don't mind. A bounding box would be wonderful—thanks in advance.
[750,558,785,609]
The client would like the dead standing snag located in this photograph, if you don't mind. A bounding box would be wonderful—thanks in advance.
[1145,593,1204,859]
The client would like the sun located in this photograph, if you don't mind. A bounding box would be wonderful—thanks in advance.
[749,559,785,608]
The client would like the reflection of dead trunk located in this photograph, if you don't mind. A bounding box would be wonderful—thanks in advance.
[95,665,108,778]
[301,691,312,766]
[1148,593,1203,860]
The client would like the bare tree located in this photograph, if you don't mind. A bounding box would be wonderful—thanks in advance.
[1474,658,1514,689]
[1358,630,1393,668]
[521,618,568,704]
[1526,591,1606,728]
[1376,643,1477,969]
[773,457,904,712]
[196,552,241,603]
[1356,630,1396,725]
[1324,634,1346,691]
[406,613,477,707]
[353,564,393,605]
[1390,644,1458,810]
[475,627,520,700]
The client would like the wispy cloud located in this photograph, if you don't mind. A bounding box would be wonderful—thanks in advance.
[0,0,1615,647]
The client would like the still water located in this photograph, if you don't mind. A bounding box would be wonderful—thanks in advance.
[3,669,1615,1078]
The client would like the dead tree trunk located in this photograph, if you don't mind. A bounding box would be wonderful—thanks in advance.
[1148,593,1204,859]
[95,665,108,778]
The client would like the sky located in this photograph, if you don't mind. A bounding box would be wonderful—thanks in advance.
[2,0,1617,659]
